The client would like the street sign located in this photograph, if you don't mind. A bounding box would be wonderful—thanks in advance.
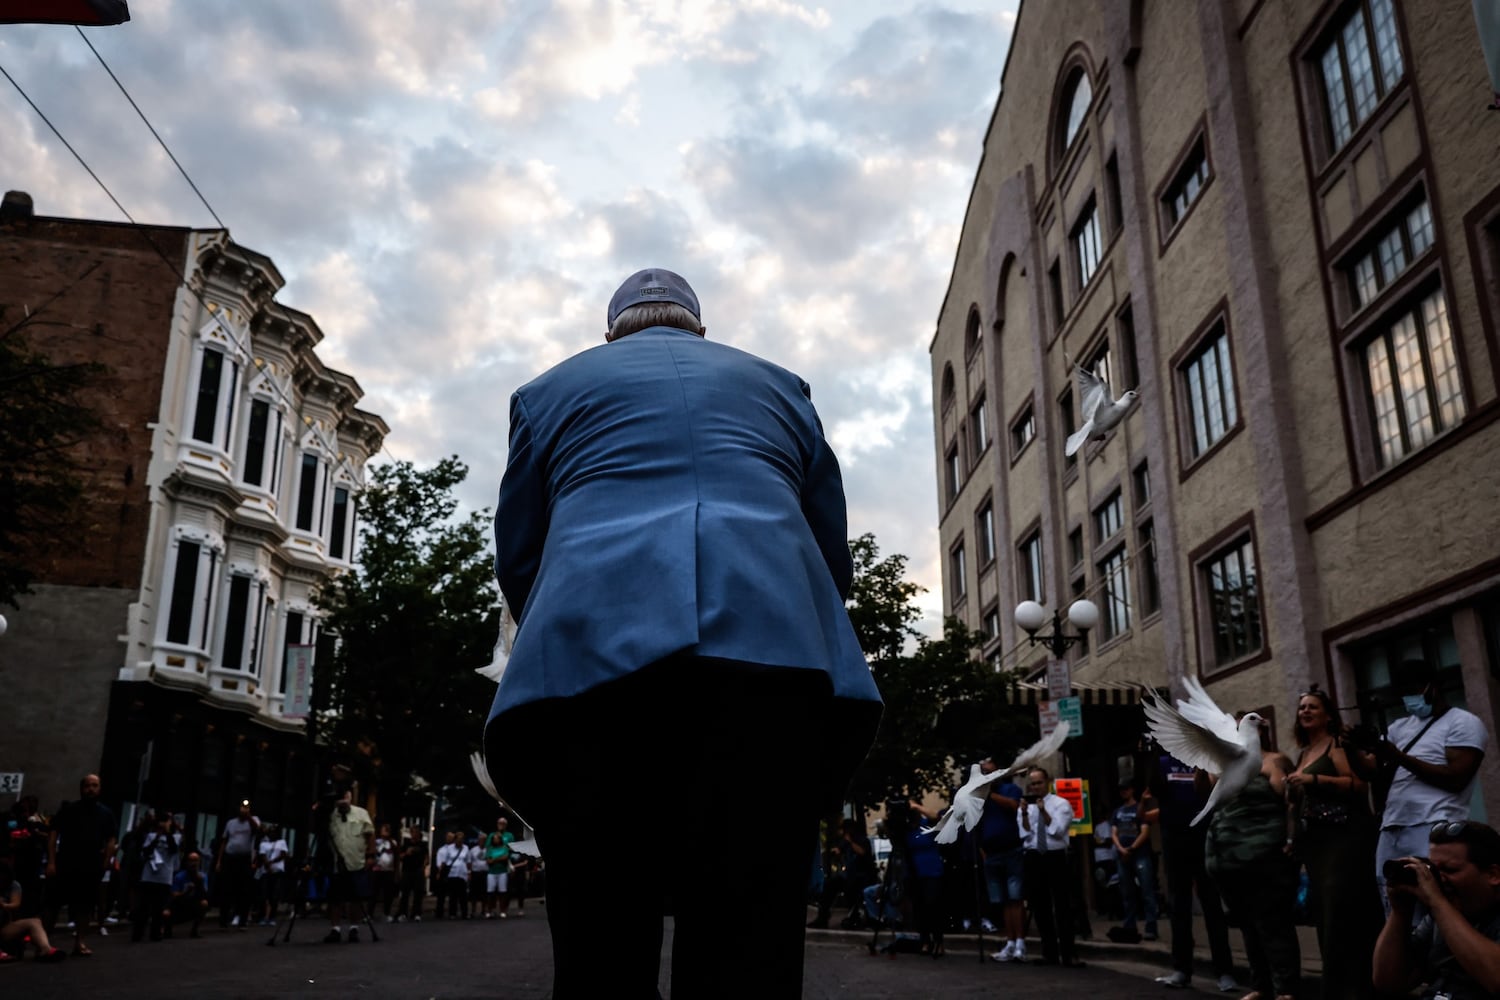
[1038,700,1061,739]
[0,773,22,795]
[1046,659,1071,700]
[1056,695,1083,737]
[284,644,314,718]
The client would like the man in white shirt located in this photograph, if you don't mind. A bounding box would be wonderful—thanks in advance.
[1019,767,1082,967]
[1351,660,1489,911]
[436,831,470,919]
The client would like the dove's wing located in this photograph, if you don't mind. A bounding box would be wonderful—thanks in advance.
[1189,749,1262,825]
[1076,363,1110,423]
[1142,692,1246,777]
[1002,720,1070,777]
[926,763,1009,844]
[1175,676,1241,746]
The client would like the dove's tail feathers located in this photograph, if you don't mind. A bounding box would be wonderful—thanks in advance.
[475,661,506,683]
[1064,423,1092,457]
[470,751,503,803]
[932,816,961,845]
[1190,776,1226,826]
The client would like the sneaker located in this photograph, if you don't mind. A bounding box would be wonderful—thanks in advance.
[980,918,998,934]
[323,929,342,944]
[394,915,406,923]
[498,911,508,919]
[385,915,394,923]
[990,941,1017,962]
[1012,941,1027,962]
[412,915,421,923]
[231,915,241,927]
[347,928,360,943]
[103,916,120,925]
[98,926,109,936]
[961,918,972,931]
[1216,975,1243,993]
[1155,972,1191,988]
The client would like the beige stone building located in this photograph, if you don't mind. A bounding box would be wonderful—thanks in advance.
[932,0,1500,818]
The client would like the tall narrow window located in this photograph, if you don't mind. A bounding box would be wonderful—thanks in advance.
[248,583,270,678]
[296,454,320,531]
[165,541,200,645]
[1060,389,1077,471]
[1203,537,1263,667]
[945,446,961,504]
[1363,288,1465,467]
[1073,198,1103,290]
[1093,490,1124,544]
[1163,139,1210,228]
[330,488,351,560]
[1118,306,1140,390]
[243,400,270,487]
[1104,154,1124,234]
[1182,325,1239,458]
[222,576,251,671]
[192,350,224,443]
[976,502,996,567]
[1098,547,1131,640]
[950,542,967,603]
[1019,532,1044,603]
[1139,521,1161,615]
[281,611,304,695]
[1062,71,1092,151]
[1347,195,1435,311]
[971,395,990,457]
[1319,0,1405,150]
[1049,260,1065,329]
[1011,405,1035,455]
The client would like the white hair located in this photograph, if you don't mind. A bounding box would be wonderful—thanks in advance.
[608,302,703,341]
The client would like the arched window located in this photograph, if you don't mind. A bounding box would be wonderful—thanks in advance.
[941,365,956,412]
[965,308,983,358]
[1062,69,1092,152]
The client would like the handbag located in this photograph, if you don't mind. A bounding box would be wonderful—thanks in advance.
[1299,797,1350,831]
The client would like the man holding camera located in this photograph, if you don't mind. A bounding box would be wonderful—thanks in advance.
[1372,820,1500,998]
[1349,660,1488,908]
[1019,767,1080,967]
[323,789,375,943]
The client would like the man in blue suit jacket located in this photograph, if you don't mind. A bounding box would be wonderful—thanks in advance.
[485,268,881,998]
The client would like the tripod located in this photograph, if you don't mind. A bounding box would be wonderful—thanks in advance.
[267,835,380,945]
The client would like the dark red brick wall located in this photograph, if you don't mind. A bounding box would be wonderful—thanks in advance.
[1,215,191,589]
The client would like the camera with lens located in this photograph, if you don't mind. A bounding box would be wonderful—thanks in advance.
[1341,723,1385,754]
[1382,856,1435,887]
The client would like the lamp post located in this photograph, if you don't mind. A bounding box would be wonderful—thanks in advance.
[1014,598,1099,657]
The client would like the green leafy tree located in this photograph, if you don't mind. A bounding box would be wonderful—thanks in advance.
[844,535,1033,811]
[313,456,500,815]
[0,304,104,608]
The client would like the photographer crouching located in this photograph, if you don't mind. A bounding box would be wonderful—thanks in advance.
[1372,820,1500,999]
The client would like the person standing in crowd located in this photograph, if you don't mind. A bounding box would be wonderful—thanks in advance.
[481,269,882,998]
[1286,686,1381,999]
[132,810,180,942]
[395,828,427,922]
[809,819,876,929]
[484,815,514,919]
[1110,780,1159,942]
[905,798,946,958]
[1206,719,1300,1000]
[1349,659,1488,911]
[45,773,116,956]
[256,823,289,926]
[975,753,1028,963]
[431,831,454,920]
[1020,767,1080,967]
[215,799,259,929]
[1372,819,1500,999]
[1144,751,1240,992]
[322,788,375,943]
[508,846,533,918]
[437,828,469,920]
[169,851,210,938]
[5,796,49,919]
[466,830,490,919]
[0,859,67,963]
[371,823,398,923]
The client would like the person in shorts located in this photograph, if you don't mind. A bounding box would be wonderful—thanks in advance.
[322,790,374,943]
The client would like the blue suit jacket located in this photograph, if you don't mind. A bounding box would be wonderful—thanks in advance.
[486,326,881,730]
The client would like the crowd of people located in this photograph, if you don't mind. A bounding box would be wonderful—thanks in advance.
[810,659,1498,1000]
[1,773,543,964]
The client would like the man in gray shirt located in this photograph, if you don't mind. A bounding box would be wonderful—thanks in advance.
[214,800,259,929]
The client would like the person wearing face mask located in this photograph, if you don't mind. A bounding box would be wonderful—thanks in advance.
[1350,659,1488,914]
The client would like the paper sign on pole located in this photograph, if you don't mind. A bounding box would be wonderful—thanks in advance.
[284,644,314,718]
[1038,699,1061,739]
[1046,659,1071,701]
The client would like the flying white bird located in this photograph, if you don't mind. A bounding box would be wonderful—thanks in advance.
[926,721,1070,845]
[475,618,512,684]
[1064,358,1138,457]
[1142,677,1266,826]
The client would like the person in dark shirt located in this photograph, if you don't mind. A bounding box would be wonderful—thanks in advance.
[5,796,48,918]
[45,773,117,956]
[808,819,876,928]
[977,754,1026,962]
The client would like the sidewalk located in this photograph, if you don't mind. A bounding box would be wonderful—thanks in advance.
[805,906,1324,986]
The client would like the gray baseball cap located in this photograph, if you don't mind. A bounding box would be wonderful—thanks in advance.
[606,268,700,326]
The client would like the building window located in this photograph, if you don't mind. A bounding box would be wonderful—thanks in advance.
[1093,490,1123,545]
[1105,153,1124,234]
[165,541,201,646]
[1068,527,1084,568]
[971,395,990,457]
[1139,521,1161,615]
[191,349,226,444]
[941,366,956,413]
[1181,324,1239,459]
[1361,287,1465,468]
[330,487,352,560]
[950,541,967,603]
[1348,196,1435,311]
[982,605,1001,642]
[1059,388,1077,472]
[966,310,984,359]
[1073,198,1103,290]
[1133,461,1151,508]
[976,501,996,567]
[1019,531,1044,603]
[1011,405,1035,455]
[945,445,961,505]
[1319,0,1405,151]
[1062,69,1092,152]
[1049,259,1065,329]
[1202,537,1263,667]
[1352,615,1466,715]
[242,400,270,487]
[1117,304,1140,390]
[1163,137,1210,228]
[280,610,304,695]
[1084,338,1112,401]
[1097,547,1131,640]
[221,575,252,671]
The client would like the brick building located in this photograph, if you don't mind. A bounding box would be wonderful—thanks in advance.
[0,192,387,844]
[932,0,1500,818]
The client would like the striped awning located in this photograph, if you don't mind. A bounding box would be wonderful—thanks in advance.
[1004,681,1148,707]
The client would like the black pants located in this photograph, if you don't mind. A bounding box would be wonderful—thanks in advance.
[1215,860,1301,997]
[1023,849,1076,962]
[494,659,837,1000]
[910,875,944,946]
[132,882,171,941]
[445,878,467,918]
[1161,824,1234,977]
[218,854,254,926]
[396,879,424,919]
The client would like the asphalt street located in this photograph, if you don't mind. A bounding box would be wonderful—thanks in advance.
[1,911,1215,999]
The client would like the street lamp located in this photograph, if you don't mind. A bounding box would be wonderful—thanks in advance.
[1014,598,1099,657]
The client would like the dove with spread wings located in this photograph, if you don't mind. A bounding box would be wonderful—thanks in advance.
[1142,677,1266,826]
[926,722,1070,845]
[1064,357,1138,457]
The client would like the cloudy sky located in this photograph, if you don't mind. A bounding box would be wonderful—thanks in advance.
[0,1,1017,632]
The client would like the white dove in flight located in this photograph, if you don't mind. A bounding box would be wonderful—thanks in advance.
[1064,358,1137,457]
[926,721,1070,845]
[1142,677,1265,826]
